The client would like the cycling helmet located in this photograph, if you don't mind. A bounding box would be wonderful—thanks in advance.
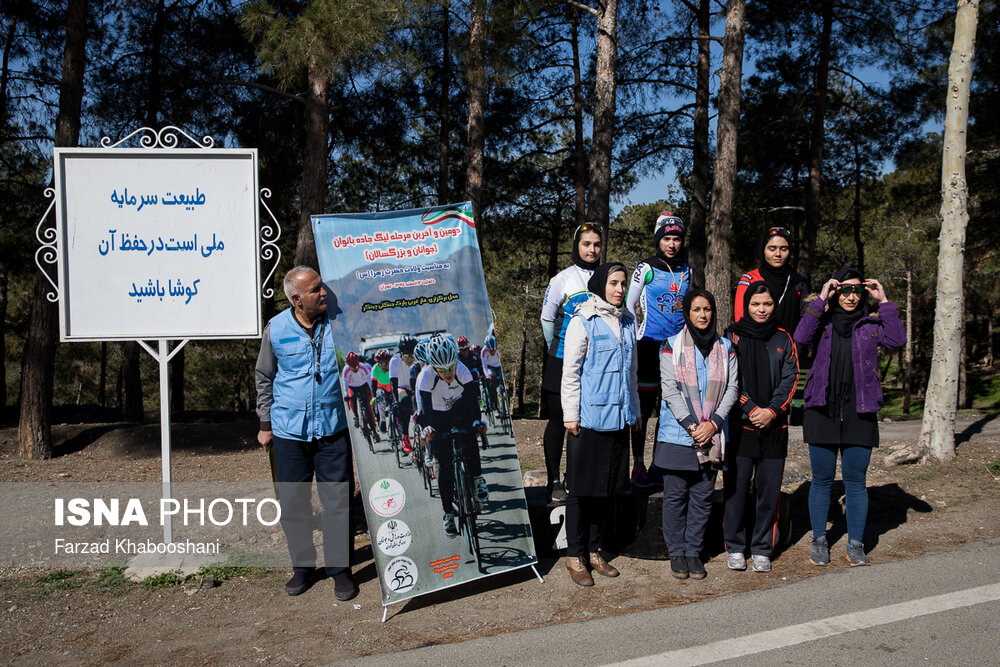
[398,334,418,355]
[471,344,481,356]
[414,340,430,365]
[484,335,498,351]
[457,335,470,350]
[345,351,360,366]
[374,349,391,363]
[423,334,459,369]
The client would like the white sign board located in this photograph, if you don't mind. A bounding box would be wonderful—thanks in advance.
[53,148,261,341]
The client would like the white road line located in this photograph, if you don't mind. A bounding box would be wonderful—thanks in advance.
[611,582,1000,666]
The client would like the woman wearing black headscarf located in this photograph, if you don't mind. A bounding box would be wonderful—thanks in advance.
[794,268,905,568]
[560,262,639,586]
[540,223,603,502]
[654,289,739,580]
[723,282,799,573]
[735,227,810,332]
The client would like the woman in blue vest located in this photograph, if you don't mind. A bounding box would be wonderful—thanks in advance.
[560,262,639,586]
[655,289,739,580]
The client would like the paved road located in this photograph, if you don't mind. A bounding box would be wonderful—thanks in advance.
[339,537,1000,665]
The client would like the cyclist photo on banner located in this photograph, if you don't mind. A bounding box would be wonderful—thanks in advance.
[313,202,538,607]
[415,335,489,540]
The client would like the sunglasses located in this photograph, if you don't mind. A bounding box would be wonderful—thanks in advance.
[434,364,457,373]
[768,226,792,239]
[838,284,867,294]
[575,223,603,236]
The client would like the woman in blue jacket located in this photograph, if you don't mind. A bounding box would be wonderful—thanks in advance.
[561,262,639,586]
[655,289,739,580]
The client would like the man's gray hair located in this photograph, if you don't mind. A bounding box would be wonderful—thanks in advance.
[283,265,320,301]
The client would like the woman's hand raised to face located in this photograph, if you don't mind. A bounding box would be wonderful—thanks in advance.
[865,278,888,303]
[819,278,840,301]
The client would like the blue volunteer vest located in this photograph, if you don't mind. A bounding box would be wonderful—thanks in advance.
[656,333,733,446]
[269,309,347,440]
[579,314,637,431]
[641,265,690,341]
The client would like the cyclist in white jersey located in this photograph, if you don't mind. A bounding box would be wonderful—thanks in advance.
[539,222,602,502]
[342,352,379,441]
[415,334,488,538]
[389,334,419,453]
[480,335,503,412]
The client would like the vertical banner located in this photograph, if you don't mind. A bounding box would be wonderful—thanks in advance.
[313,202,537,606]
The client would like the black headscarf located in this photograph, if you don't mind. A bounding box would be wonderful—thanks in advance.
[729,282,778,442]
[828,267,868,337]
[757,229,801,330]
[587,262,627,303]
[682,288,718,358]
[827,267,867,416]
[572,223,602,271]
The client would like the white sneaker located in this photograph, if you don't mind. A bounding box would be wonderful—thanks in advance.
[474,476,489,503]
[727,552,747,571]
[751,555,772,572]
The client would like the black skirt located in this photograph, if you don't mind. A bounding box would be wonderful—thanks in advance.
[565,426,630,497]
[802,400,879,448]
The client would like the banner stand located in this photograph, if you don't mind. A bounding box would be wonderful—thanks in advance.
[35,126,282,546]
[378,562,544,623]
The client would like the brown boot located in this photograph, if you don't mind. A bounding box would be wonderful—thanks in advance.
[589,552,620,578]
[565,556,594,587]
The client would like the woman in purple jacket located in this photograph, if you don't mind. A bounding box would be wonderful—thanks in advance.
[794,268,905,567]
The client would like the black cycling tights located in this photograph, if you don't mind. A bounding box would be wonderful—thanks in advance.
[542,388,565,488]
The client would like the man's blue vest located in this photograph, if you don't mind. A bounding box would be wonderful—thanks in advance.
[578,314,637,431]
[269,309,347,440]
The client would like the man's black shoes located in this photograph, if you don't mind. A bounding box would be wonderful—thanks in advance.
[333,572,358,601]
[285,569,315,596]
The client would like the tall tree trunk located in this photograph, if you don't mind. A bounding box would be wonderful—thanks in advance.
[546,216,560,278]
[902,268,913,414]
[0,263,6,408]
[296,58,328,268]
[569,5,586,227]
[910,0,979,464]
[958,302,968,409]
[465,0,486,251]
[798,0,832,286]
[98,341,107,408]
[437,0,451,203]
[517,282,529,413]
[19,0,88,459]
[123,342,143,421]
[587,0,618,257]
[704,0,745,335]
[852,143,865,276]
[688,0,711,288]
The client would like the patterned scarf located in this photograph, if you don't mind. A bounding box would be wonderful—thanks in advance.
[673,325,729,463]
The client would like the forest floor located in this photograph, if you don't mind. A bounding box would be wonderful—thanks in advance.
[2,413,1000,665]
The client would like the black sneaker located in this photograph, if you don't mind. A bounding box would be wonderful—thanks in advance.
[284,568,315,596]
[670,556,689,580]
[332,571,358,601]
[550,480,568,503]
[845,539,870,566]
[810,535,830,566]
[687,556,707,579]
[443,513,458,538]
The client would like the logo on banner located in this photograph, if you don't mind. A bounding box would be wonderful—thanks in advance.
[421,205,475,229]
[369,478,405,518]
[429,554,461,579]
[384,556,418,593]
[376,519,412,556]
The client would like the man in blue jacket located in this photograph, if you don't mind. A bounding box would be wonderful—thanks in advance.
[256,266,356,601]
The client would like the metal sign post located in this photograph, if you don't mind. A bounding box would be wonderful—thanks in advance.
[35,126,281,545]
